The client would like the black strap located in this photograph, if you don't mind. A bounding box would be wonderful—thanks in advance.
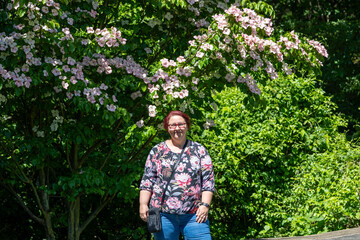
[160,139,188,209]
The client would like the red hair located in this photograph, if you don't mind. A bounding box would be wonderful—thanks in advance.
[163,111,191,130]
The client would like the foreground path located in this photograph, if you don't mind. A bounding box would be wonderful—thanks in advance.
[250,227,360,240]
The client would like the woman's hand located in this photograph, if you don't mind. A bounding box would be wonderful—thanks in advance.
[139,204,149,222]
[139,190,151,222]
[196,205,209,223]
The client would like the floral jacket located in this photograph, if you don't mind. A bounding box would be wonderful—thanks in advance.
[139,140,215,214]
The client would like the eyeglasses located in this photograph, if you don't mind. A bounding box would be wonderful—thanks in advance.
[168,123,187,129]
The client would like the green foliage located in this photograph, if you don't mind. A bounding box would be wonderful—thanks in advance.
[0,0,347,239]
[282,143,360,236]
[191,74,360,239]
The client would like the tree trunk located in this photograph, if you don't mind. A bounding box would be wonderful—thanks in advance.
[68,197,81,240]
[40,167,56,240]
[44,211,56,240]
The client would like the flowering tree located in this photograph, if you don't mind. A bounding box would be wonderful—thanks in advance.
[0,0,327,239]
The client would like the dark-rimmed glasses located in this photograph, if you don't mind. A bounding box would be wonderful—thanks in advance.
[168,123,187,129]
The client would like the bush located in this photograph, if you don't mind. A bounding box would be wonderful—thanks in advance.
[191,73,360,239]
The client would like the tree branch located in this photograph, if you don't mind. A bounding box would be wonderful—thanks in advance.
[78,118,123,168]
[103,0,122,27]
[99,148,113,171]
[0,181,45,226]
[126,131,158,164]
[66,141,73,172]
[99,0,110,29]
[78,194,115,234]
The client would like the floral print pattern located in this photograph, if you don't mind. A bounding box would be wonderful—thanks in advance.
[139,140,215,214]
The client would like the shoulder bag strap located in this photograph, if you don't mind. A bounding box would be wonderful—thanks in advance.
[160,139,188,208]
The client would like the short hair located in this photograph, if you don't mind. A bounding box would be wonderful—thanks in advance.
[163,111,191,131]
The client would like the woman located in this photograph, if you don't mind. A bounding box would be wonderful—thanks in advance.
[139,110,215,240]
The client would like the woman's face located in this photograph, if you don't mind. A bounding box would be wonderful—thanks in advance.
[167,115,188,140]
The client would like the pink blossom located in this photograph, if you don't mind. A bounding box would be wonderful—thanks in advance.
[61,12,68,20]
[95,28,101,35]
[100,83,108,90]
[51,9,58,16]
[148,105,156,117]
[225,73,235,82]
[192,77,199,84]
[148,84,159,93]
[237,75,246,83]
[136,120,144,128]
[74,90,81,96]
[212,14,228,30]
[62,28,70,35]
[131,91,142,100]
[14,24,24,30]
[97,39,105,47]
[104,66,112,74]
[32,58,42,66]
[87,27,94,33]
[90,10,97,18]
[112,95,118,102]
[282,63,292,75]
[54,86,61,93]
[196,51,204,58]
[14,77,24,87]
[87,95,96,104]
[307,39,328,58]
[223,28,230,35]
[224,36,232,44]
[62,81,69,89]
[33,25,40,32]
[92,87,102,96]
[67,57,76,66]
[66,92,73,99]
[67,18,74,25]
[119,38,127,45]
[105,40,113,47]
[92,1,99,9]
[169,60,176,67]
[43,70,48,77]
[10,47,18,53]
[195,18,209,28]
[24,51,33,59]
[63,65,70,72]
[160,58,170,68]
[177,56,186,63]
[189,40,196,46]
[24,76,32,88]
[183,67,192,77]
[97,66,104,74]
[21,64,29,72]
[106,104,116,112]
[52,69,61,76]
[179,89,189,98]
[70,76,77,84]
[172,92,179,98]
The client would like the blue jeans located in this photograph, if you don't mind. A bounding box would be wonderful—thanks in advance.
[153,212,211,240]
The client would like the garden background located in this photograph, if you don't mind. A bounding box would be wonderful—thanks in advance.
[0,0,359,239]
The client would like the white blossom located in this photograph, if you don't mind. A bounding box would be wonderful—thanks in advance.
[136,120,144,128]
